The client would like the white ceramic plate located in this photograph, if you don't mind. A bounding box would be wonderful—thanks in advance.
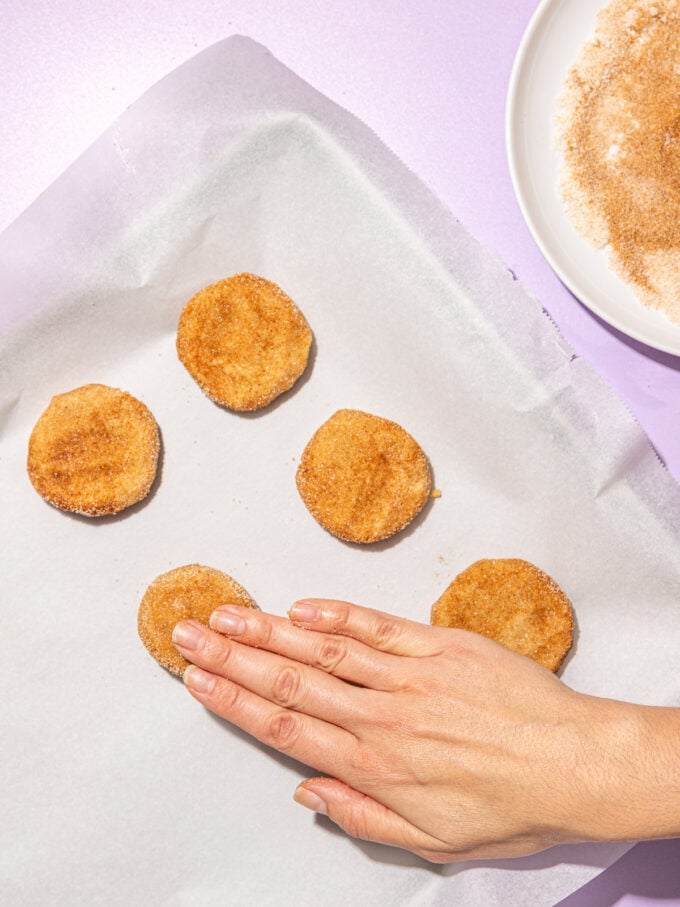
[506,0,680,356]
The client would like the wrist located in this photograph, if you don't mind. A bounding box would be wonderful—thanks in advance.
[563,696,680,843]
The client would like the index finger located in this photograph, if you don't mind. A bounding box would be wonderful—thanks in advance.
[288,599,444,657]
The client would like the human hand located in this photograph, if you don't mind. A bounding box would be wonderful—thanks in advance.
[172,599,680,863]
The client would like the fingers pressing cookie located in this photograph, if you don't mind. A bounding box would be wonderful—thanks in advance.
[172,617,367,729]
[208,604,404,690]
[137,565,258,675]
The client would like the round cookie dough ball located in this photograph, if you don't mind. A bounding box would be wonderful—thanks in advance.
[296,408,432,544]
[138,564,259,676]
[27,383,160,517]
[176,272,313,411]
[431,558,574,673]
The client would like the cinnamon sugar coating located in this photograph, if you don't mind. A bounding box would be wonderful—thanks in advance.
[558,0,680,322]
[431,559,574,673]
[138,564,258,676]
[296,409,432,544]
[176,273,313,411]
[27,383,159,517]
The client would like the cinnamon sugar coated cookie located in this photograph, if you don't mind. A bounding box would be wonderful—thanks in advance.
[176,273,313,411]
[431,559,574,672]
[27,383,159,517]
[138,564,259,675]
[296,409,432,544]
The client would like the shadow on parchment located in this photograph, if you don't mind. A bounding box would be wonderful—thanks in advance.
[202,701,650,882]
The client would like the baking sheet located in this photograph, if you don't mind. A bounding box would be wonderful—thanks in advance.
[1,37,679,907]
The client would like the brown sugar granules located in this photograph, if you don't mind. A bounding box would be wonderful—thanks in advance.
[557,0,680,324]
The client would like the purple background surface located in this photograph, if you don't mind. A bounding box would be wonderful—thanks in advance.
[1,1,678,903]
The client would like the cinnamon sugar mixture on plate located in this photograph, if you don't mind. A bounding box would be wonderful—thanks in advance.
[558,0,680,324]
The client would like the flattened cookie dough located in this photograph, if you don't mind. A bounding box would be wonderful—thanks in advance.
[431,558,574,673]
[27,383,160,517]
[138,564,259,676]
[296,409,432,544]
[176,272,313,411]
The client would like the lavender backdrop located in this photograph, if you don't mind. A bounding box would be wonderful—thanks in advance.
[1,1,678,904]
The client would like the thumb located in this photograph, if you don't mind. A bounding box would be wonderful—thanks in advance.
[293,777,444,859]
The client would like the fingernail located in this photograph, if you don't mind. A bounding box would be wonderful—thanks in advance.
[294,786,327,815]
[289,600,320,622]
[183,665,216,694]
[172,621,204,650]
[210,608,247,636]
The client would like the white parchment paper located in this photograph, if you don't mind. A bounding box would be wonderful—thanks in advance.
[1,37,679,907]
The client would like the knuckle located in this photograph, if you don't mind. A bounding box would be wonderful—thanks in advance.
[212,637,235,674]
[214,681,243,713]
[256,618,275,649]
[348,745,387,787]
[373,617,400,648]
[341,801,373,842]
[267,710,302,751]
[443,626,479,654]
[329,603,352,634]
[441,627,470,651]
[271,666,302,707]
[441,632,484,670]
[315,638,348,672]
[372,708,406,732]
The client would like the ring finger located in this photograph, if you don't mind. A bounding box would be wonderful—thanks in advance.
[183,667,357,778]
